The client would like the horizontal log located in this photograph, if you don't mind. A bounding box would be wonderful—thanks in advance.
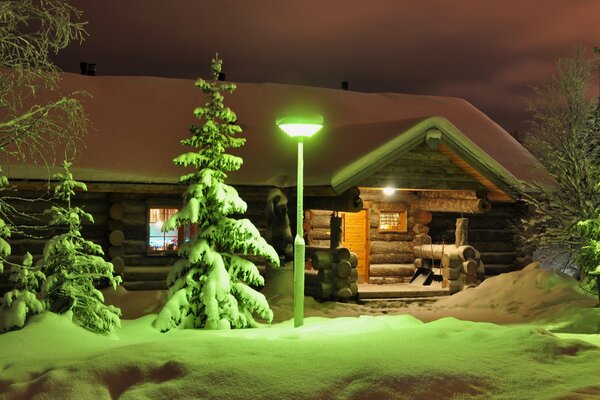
[310,228,331,241]
[121,200,148,214]
[369,264,415,277]
[107,218,124,232]
[122,240,148,254]
[369,253,414,264]
[359,189,417,204]
[310,214,332,229]
[120,225,147,241]
[468,241,515,253]
[370,241,414,254]
[333,261,352,278]
[413,244,477,261]
[110,203,125,221]
[123,255,177,267]
[479,252,516,264]
[298,194,363,213]
[124,266,171,281]
[359,177,485,192]
[369,232,414,242]
[122,213,147,226]
[429,217,511,230]
[414,198,491,214]
[123,280,168,291]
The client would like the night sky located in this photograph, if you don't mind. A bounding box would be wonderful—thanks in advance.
[54,0,600,135]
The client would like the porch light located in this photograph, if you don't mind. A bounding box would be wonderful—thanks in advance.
[277,114,323,327]
[383,187,395,196]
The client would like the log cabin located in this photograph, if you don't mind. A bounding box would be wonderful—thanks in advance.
[0,72,551,297]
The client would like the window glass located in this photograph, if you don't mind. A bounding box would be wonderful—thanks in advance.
[379,210,408,232]
[148,208,179,253]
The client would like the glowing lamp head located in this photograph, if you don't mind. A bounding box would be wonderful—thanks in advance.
[383,187,395,195]
[276,115,323,138]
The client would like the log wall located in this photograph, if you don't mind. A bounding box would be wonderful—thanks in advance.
[428,202,528,276]
[1,190,110,294]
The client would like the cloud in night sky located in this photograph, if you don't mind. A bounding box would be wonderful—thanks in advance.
[54,0,600,133]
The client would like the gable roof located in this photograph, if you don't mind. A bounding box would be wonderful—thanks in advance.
[4,72,550,197]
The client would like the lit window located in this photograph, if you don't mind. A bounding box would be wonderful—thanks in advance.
[379,211,407,233]
[147,207,197,255]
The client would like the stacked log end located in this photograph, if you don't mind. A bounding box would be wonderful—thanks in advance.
[308,246,358,302]
[412,218,486,294]
[108,193,125,276]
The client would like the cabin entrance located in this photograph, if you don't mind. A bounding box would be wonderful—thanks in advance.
[341,209,369,283]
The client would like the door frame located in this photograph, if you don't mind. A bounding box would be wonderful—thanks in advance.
[342,208,370,283]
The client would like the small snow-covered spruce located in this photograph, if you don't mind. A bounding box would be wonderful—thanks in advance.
[0,253,46,332]
[156,55,279,331]
[0,169,14,274]
[38,161,122,334]
[577,182,600,294]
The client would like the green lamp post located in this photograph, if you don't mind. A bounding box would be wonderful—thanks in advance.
[276,115,323,327]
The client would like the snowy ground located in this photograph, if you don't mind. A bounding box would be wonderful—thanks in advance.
[1,265,599,399]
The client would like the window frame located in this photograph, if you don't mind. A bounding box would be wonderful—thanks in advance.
[146,206,182,256]
[378,210,408,233]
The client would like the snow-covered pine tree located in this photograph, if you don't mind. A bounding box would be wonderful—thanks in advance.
[39,161,122,334]
[155,55,279,331]
[0,170,11,274]
[0,252,45,332]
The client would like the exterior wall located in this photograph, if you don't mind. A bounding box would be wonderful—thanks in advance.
[0,190,109,294]
[428,202,528,276]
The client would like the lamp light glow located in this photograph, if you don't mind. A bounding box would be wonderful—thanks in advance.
[276,115,323,137]
[383,187,395,195]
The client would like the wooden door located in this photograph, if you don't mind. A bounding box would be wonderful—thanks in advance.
[342,209,369,283]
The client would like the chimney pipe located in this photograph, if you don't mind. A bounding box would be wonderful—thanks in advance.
[80,62,96,76]
[341,81,349,90]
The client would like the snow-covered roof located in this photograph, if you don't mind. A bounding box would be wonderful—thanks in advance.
[4,72,549,194]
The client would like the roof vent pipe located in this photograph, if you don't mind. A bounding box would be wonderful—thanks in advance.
[80,62,96,76]
[341,81,349,90]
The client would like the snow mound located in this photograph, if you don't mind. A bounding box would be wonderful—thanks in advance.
[1,311,598,399]
[433,267,598,325]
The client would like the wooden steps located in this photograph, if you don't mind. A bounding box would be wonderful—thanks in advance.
[358,283,450,300]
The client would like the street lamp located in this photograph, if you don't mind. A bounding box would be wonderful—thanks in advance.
[276,115,323,327]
